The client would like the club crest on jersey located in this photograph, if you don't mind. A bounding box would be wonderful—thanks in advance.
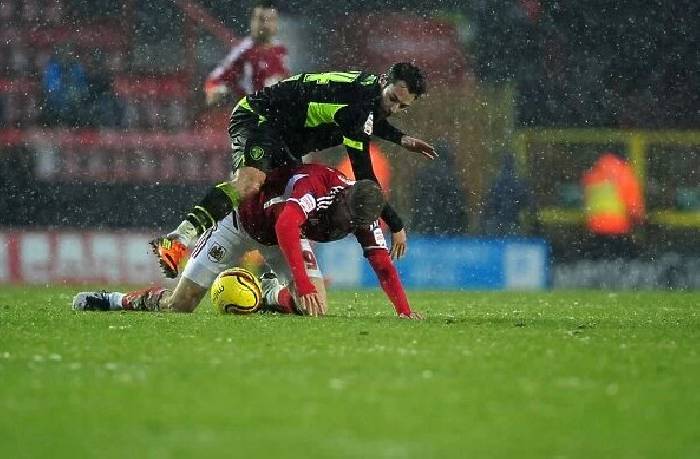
[250,145,265,160]
[363,113,374,135]
[207,242,227,263]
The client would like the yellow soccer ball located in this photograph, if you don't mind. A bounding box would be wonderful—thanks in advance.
[210,268,263,314]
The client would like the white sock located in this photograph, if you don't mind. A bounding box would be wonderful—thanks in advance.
[172,220,199,247]
[109,292,125,311]
[264,283,283,306]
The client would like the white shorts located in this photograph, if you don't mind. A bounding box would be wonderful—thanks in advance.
[181,212,322,288]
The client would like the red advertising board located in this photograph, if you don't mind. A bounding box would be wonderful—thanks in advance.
[0,231,167,285]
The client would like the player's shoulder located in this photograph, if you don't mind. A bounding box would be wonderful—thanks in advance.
[285,165,353,197]
[269,39,288,52]
[294,163,330,175]
[344,74,381,105]
[295,163,352,182]
[265,165,297,184]
[211,37,255,73]
[233,36,256,53]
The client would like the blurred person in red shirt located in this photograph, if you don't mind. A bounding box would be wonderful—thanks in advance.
[204,0,289,107]
[202,1,290,271]
[581,152,645,259]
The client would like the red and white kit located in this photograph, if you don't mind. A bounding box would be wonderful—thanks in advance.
[184,164,413,316]
[204,37,289,99]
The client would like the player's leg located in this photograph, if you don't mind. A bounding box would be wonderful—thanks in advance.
[258,239,327,315]
[72,286,171,312]
[74,212,248,313]
[72,277,205,314]
[151,113,292,278]
[151,172,264,279]
[158,277,207,312]
[169,211,252,311]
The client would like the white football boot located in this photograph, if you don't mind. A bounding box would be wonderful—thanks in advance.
[260,271,283,307]
[72,291,124,311]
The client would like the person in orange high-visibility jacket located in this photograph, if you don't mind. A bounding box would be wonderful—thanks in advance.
[582,152,645,235]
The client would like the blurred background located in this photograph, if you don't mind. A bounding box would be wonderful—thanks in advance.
[1,0,698,289]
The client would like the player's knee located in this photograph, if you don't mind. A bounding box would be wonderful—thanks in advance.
[168,278,207,312]
[233,167,266,198]
[169,296,198,313]
[162,289,197,312]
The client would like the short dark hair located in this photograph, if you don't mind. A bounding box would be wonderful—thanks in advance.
[348,180,385,227]
[387,62,427,97]
[254,0,276,9]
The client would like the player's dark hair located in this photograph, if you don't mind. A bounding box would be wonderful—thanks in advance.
[387,62,427,97]
[254,0,276,9]
[348,180,385,227]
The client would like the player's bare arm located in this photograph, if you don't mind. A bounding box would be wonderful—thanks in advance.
[365,248,422,319]
[390,228,408,260]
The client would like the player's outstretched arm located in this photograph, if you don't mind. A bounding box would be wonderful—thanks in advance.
[400,135,437,159]
[275,204,326,316]
[297,292,325,317]
[366,248,422,319]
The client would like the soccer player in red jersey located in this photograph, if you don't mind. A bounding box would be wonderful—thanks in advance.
[204,1,289,106]
[74,164,422,319]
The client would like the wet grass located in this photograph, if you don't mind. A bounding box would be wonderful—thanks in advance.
[1,286,699,458]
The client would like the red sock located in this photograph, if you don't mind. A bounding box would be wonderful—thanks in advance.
[121,287,165,311]
[274,287,296,314]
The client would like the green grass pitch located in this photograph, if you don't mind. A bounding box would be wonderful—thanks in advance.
[1,285,699,458]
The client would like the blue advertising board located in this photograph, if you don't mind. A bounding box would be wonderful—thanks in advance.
[315,236,549,290]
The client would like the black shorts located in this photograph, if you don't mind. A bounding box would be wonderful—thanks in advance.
[228,109,300,173]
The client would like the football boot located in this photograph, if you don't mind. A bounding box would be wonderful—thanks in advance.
[72,291,114,311]
[150,236,188,278]
[121,286,169,311]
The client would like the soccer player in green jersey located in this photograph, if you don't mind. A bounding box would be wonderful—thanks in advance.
[153,63,436,278]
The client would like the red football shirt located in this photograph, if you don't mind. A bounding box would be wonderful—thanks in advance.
[238,164,411,316]
[238,164,387,251]
[205,37,289,98]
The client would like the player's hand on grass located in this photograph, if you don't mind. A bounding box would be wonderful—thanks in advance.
[299,292,326,316]
[399,311,424,320]
[390,229,408,260]
[401,136,437,160]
